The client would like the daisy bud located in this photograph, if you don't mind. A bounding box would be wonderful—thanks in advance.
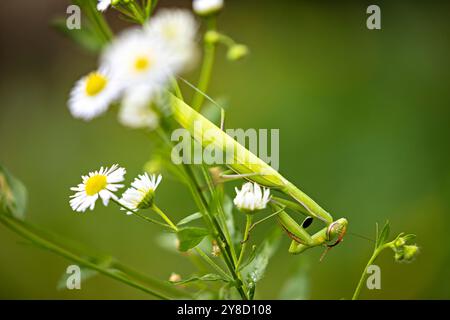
[233,182,270,214]
[394,237,406,248]
[119,173,162,214]
[227,44,249,61]
[395,244,420,263]
[193,0,224,16]
[169,272,182,283]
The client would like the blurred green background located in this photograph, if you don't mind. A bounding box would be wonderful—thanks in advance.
[1,0,449,299]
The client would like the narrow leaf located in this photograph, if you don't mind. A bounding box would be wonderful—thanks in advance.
[0,164,28,220]
[51,19,103,53]
[177,227,209,252]
[241,228,282,284]
[171,273,228,286]
[177,212,202,226]
[377,221,390,248]
[402,234,416,243]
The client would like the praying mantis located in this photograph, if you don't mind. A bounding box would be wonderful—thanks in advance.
[169,94,348,255]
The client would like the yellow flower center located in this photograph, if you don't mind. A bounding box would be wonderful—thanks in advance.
[85,72,108,96]
[134,56,152,72]
[85,175,107,196]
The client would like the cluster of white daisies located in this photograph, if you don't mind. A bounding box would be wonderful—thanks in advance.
[69,164,162,213]
[68,8,198,129]
[70,164,270,214]
[69,0,271,216]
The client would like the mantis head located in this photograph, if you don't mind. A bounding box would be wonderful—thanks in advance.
[326,218,348,247]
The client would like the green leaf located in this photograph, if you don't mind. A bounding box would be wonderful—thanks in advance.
[52,0,112,53]
[402,234,416,243]
[278,258,310,300]
[376,221,390,248]
[177,212,202,226]
[241,228,281,284]
[0,164,28,220]
[51,19,103,53]
[177,227,209,252]
[237,245,257,272]
[171,273,228,286]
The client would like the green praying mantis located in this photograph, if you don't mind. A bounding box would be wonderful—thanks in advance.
[169,94,348,255]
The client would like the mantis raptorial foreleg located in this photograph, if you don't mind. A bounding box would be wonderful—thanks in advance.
[271,202,348,254]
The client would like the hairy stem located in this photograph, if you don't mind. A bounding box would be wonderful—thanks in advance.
[0,214,175,299]
[352,243,389,300]
[236,214,253,269]
[192,17,217,111]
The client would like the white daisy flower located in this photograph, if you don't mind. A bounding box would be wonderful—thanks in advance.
[193,0,224,16]
[101,28,178,90]
[68,69,121,121]
[120,173,162,214]
[70,164,126,212]
[233,182,271,213]
[144,9,198,69]
[118,86,160,129]
[97,0,111,12]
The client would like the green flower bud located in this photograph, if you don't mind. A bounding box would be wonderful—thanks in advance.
[403,245,419,261]
[204,30,220,44]
[227,44,249,61]
[393,244,419,263]
[394,237,406,248]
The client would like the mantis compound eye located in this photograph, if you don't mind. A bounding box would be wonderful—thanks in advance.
[326,218,348,247]
[302,216,313,229]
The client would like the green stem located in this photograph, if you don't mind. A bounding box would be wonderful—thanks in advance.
[194,247,231,281]
[352,244,389,300]
[113,261,191,298]
[192,17,217,111]
[111,198,172,230]
[0,214,171,299]
[184,164,247,299]
[86,0,112,42]
[171,78,184,100]
[200,164,238,264]
[236,214,253,269]
[145,0,153,19]
[249,207,285,234]
[148,203,230,282]
[151,204,178,231]
[127,2,145,24]
[154,127,248,299]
